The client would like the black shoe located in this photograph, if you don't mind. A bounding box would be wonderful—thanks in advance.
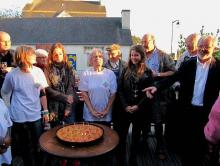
[129,158,138,166]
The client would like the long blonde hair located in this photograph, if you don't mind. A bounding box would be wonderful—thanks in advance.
[15,45,35,70]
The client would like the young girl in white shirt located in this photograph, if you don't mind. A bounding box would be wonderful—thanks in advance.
[0,99,12,166]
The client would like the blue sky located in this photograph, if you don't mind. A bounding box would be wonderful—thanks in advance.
[0,0,220,53]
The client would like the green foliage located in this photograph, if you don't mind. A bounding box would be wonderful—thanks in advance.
[178,31,220,59]
[178,34,186,55]
[132,35,141,45]
[0,9,21,18]
[213,48,220,59]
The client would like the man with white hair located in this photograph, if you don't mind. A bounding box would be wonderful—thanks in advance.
[143,35,220,166]
[175,33,199,69]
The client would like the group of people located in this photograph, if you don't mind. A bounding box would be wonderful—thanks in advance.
[0,29,220,166]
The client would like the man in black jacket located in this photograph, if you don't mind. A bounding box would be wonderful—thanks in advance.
[0,31,15,97]
[143,35,220,166]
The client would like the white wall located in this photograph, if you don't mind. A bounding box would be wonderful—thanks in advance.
[64,45,131,74]
[11,44,131,74]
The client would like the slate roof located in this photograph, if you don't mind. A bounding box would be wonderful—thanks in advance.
[0,17,132,45]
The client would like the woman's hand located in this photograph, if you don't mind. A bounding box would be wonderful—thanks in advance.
[66,95,73,104]
[90,109,103,118]
[130,105,139,113]
[4,135,11,148]
[99,108,109,118]
[49,112,57,121]
[43,114,49,123]
[0,136,11,154]
[125,106,132,113]
[0,146,7,154]
[125,105,138,114]
[64,110,71,117]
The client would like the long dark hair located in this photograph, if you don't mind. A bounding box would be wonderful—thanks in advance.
[124,45,147,79]
[47,43,70,67]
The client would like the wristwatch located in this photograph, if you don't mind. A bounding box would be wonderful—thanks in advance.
[157,72,161,77]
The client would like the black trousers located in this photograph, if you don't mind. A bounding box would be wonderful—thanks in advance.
[114,109,150,166]
[179,105,209,165]
[11,119,43,166]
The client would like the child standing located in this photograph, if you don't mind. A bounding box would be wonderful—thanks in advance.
[0,99,12,166]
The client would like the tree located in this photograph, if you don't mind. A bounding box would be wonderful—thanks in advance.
[132,35,141,45]
[0,8,21,18]
[178,34,186,55]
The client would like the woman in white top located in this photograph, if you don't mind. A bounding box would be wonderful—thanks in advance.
[0,99,12,165]
[79,48,117,126]
[1,46,49,166]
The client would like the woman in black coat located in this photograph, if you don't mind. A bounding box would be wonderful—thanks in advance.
[116,45,154,166]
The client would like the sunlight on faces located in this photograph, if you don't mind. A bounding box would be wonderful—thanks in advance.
[198,37,215,61]
[0,32,11,52]
[130,50,141,65]
[186,41,198,55]
[26,53,36,65]
[185,34,199,55]
[91,51,104,68]
[141,35,155,53]
[109,49,120,61]
[52,48,64,63]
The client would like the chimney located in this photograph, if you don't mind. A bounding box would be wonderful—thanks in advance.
[121,10,130,29]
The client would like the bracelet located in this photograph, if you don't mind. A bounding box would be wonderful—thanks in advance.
[42,110,49,115]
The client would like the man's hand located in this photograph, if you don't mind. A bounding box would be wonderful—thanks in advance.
[142,86,157,98]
